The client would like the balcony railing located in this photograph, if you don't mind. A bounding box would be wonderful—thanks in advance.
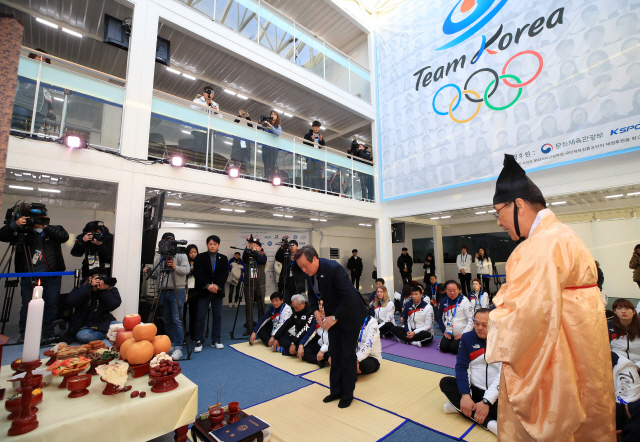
[149,91,375,201]
[11,49,125,151]
[174,0,372,103]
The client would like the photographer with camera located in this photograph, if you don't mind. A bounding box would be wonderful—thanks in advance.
[301,121,326,191]
[67,268,120,343]
[191,86,222,118]
[228,110,254,175]
[276,239,306,305]
[348,140,372,163]
[259,110,282,180]
[0,202,69,343]
[70,221,113,278]
[192,235,229,352]
[242,237,267,336]
[144,232,190,360]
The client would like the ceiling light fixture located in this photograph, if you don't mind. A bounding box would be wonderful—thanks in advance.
[606,194,624,199]
[181,130,191,134]
[430,217,440,220]
[53,97,64,102]
[628,192,640,196]
[166,202,182,206]
[310,218,319,221]
[234,209,246,213]
[62,28,82,37]
[36,17,58,28]
[365,224,372,227]
[273,214,284,217]
[9,185,33,190]
[224,90,236,95]
[224,141,232,145]
[284,112,293,117]
[488,209,496,213]
[441,215,451,219]
[38,188,61,193]
[166,67,181,75]
[475,211,486,215]
[551,201,567,205]
[236,94,248,100]
[284,215,293,218]
[220,208,233,212]
[319,219,327,222]
[274,109,283,114]
[182,73,196,80]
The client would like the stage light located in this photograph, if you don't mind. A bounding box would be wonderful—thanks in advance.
[169,155,184,167]
[228,167,240,178]
[63,135,85,149]
[272,175,282,186]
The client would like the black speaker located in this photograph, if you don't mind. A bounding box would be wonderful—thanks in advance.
[391,222,405,243]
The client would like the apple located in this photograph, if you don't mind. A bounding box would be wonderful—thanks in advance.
[116,329,134,349]
[123,314,142,331]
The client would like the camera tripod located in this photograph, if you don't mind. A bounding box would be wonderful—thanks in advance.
[0,234,36,335]
[230,255,257,340]
[147,257,191,360]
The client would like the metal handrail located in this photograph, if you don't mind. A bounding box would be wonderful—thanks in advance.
[21,46,126,84]
[152,89,374,165]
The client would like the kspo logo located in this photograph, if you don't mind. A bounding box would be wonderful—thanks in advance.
[432,50,542,123]
[437,0,509,51]
[541,144,553,154]
[611,124,640,135]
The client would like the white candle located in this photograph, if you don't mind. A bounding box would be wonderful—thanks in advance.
[22,287,44,362]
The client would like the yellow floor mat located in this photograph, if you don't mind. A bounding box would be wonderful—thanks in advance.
[230,341,321,376]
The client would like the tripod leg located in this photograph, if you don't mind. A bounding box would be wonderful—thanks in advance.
[230,281,247,339]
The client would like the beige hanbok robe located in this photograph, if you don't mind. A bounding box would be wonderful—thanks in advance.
[486,212,615,441]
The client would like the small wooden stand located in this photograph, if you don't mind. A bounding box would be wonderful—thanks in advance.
[8,359,42,437]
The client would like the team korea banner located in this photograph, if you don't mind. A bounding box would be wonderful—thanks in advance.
[376,0,640,201]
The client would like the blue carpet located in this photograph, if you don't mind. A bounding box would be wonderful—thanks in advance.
[382,353,456,376]
[382,421,461,441]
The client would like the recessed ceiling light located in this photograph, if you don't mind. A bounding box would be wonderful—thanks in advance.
[166,202,182,206]
[24,173,31,176]
[441,215,451,219]
[53,97,64,101]
[182,73,196,80]
[310,218,319,221]
[319,219,327,222]
[42,175,49,178]
[430,217,440,220]
[475,211,486,215]
[224,90,236,95]
[284,215,293,218]
[273,214,283,217]
[38,188,61,193]
[36,17,58,28]
[236,94,248,100]
[365,224,372,227]
[234,209,246,213]
[551,201,566,205]
[9,185,33,190]
[606,194,624,199]
[220,208,233,211]
[284,112,293,117]
[181,130,191,134]
[166,67,181,75]
[488,209,496,213]
[62,27,82,37]
[51,178,58,181]
[224,141,232,145]
[628,192,640,196]
[359,223,366,226]
[274,109,283,113]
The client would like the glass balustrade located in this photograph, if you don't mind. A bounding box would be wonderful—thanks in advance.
[12,53,124,151]
[149,93,375,201]
[174,0,371,103]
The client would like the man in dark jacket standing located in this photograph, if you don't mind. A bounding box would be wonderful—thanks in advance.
[303,121,325,191]
[242,238,267,335]
[276,239,306,305]
[193,235,229,350]
[346,249,363,289]
[397,247,413,285]
[70,221,113,278]
[296,245,368,409]
[67,269,121,343]
[0,213,69,342]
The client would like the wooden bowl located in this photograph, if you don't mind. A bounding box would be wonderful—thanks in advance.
[67,374,92,398]
[57,368,86,389]
[149,371,179,393]
[5,391,43,420]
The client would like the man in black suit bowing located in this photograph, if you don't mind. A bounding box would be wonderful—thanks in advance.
[295,245,368,408]
[192,235,229,350]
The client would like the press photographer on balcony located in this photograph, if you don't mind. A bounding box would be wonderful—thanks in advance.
[70,221,113,278]
[348,140,372,163]
[259,110,282,181]
[0,202,69,343]
[67,269,120,343]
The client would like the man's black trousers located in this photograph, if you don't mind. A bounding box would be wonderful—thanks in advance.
[458,272,471,297]
[439,335,461,354]
[401,272,412,285]
[256,321,272,345]
[439,376,498,428]
[351,273,360,288]
[328,322,360,399]
[390,326,433,345]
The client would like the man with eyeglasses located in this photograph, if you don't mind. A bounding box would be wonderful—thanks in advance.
[485,154,614,441]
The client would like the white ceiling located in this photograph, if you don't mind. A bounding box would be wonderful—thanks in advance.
[4,168,119,211]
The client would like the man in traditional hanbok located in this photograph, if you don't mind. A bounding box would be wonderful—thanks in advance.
[486,154,615,441]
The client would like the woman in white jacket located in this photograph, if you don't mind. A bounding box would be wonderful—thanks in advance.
[468,279,489,312]
[474,247,492,295]
[609,298,640,369]
[371,285,395,338]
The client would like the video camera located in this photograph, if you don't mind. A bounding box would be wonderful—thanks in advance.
[4,202,49,230]
[158,238,187,258]
[258,115,271,126]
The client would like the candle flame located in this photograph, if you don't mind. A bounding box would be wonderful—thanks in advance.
[37,279,41,286]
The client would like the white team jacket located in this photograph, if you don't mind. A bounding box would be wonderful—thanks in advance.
[613,352,640,404]
[610,329,640,369]
[405,301,434,333]
[441,296,475,336]
[456,253,472,273]
[372,301,396,326]
[468,291,489,311]
[476,257,493,275]
[190,96,222,118]
[356,317,382,362]
[468,347,502,404]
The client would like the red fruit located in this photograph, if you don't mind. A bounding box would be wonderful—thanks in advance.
[168,367,173,374]
[140,392,146,398]
[116,329,134,348]
[131,391,139,398]
[124,385,132,392]
[148,380,154,386]
[122,314,142,331]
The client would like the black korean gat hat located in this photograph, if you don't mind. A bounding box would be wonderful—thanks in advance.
[493,154,544,205]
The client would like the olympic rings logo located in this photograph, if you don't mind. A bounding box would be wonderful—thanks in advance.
[432,50,543,123]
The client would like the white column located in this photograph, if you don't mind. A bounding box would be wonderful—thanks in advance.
[111,167,148,318]
[119,0,160,160]
[375,215,393,290]
[433,224,444,283]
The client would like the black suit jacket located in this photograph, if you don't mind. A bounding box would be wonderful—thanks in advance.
[192,252,229,298]
[305,258,367,327]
